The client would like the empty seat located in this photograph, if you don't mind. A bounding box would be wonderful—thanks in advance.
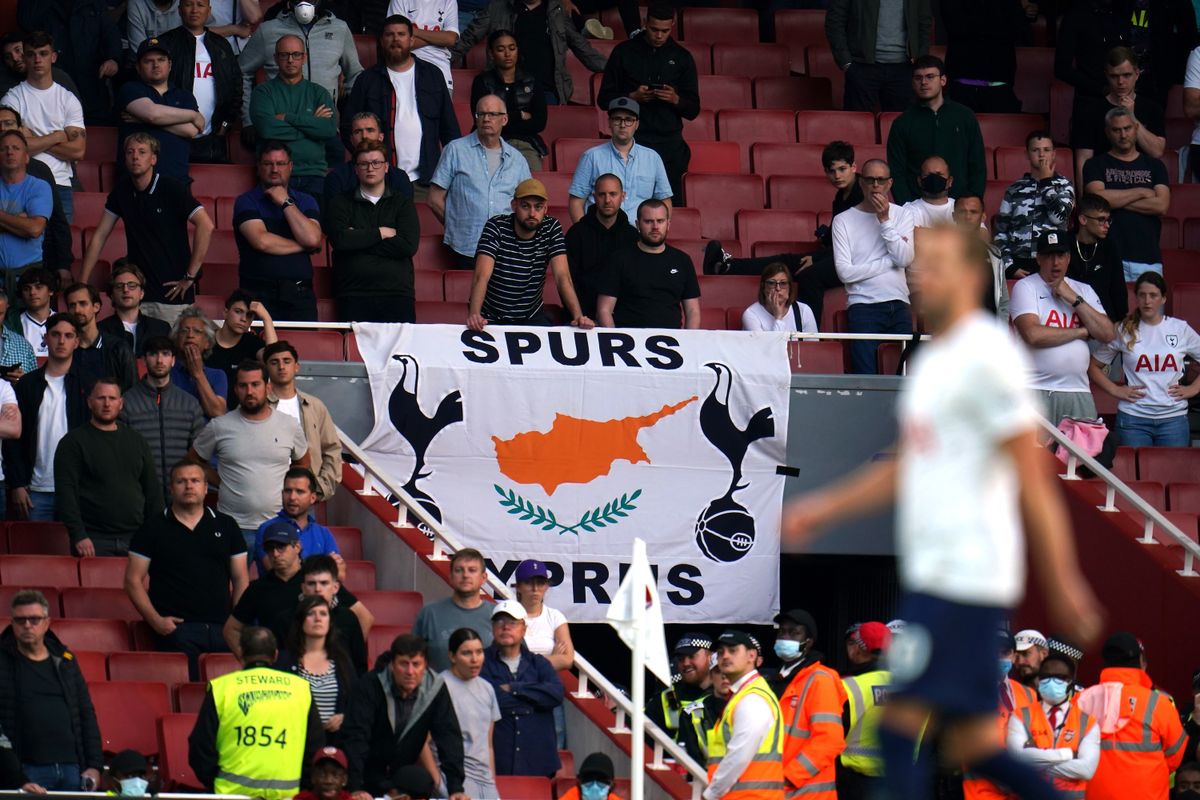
[698,306,727,330]
[6,521,71,555]
[530,172,574,205]
[1183,222,1200,253]
[1111,446,1138,483]
[75,161,104,193]
[685,141,741,174]
[552,138,604,174]
[367,624,414,666]
[680,41,712,74]
[753,143,884,177]
[976,113,1047,147]
[343,560,377,593]
[61,587,140,621]
[683,109,717,141]
[667,206,703,240]
[682,173,763,240]
[158,714,203,790]
[878,111,902,143]
[496,776,553,800]
[1012,47,1056,115]
[187,164,257,199]
[0,586,59,616]
[198,652,240,682]
[753,76,833,110]
[773,9,826,72]
[737,210,818,249]
[542,106,603,144]
[876,342,902,375]
[697,276,760,310]
[1169,482,1200,514]
[0,555,80,588]
[699,75,753,109]
[414,268,445,302]
[1162,216,1181,250]
[328,526,363,560]
[718,110,797,151]
[767,175,839,213]
[1085,479,1165,513]
[279,329,345,361]
[415,301,466,324]
[796,111,875,145]
[353,590,424,627]
[1139,448,1200,484]
[790,341,845,374]
[89,681,171,755]
[108,651,190,687]
[415,236,455,271]
[73,192,112,227]
[78,556,128,588]
[71,650,109,682]
[174,682,208,714]
[50,618,132,651]
[712,43,790,79]
[1161,512,1199,546]
[682,7,758,43]
[353,33,377,69]
[1170,283,1200,333]
[84,126,120,163]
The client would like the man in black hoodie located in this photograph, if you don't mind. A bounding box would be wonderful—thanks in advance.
[565,173,638,319]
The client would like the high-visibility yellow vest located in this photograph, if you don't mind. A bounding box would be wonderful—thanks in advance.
[841,669,889,777]
[706,673,785,800]
[211,666,312,800]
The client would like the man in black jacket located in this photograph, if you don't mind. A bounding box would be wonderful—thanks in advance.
[97,261,172,357]
[1067,192,1128,322]
[324,111,414,208]
[341,633,467,800]
[63,283,138,393]
[565,173,637,319]
[16,0,122,124]
[159,0,243,164]
[0,589,102,791]
[596,3,698,199]
[341,16,459,201]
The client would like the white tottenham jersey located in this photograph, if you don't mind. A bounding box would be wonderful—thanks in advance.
[1010,273,1105,392]
[1094,316,1200,419]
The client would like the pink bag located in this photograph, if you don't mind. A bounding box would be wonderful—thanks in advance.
[1056,417,1109,464]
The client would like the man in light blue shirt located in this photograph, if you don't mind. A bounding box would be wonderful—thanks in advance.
[0,130,52,275]
[568,97,672,226]
[429,94,531,269]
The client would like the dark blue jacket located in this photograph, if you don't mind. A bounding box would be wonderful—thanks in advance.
[17,0,122,124]
[480,643,563,778]
[340,60,460,187]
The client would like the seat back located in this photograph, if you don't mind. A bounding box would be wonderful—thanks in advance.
[0,554,80,588]
[78,556,128,588]
[796,111,875,145]
[1169,482,1200,514]
[174,682,208,714]
[699,75,753,109]
[108,651,190,687]
[328,526,363,560]
[158,714,203,790]
[199,652,241,682]
[1139,448,1200,484]
[711,43,790,78]
[495,775,553,800]
[367,624,415,667]
[89,681,171,755]
[352,590,424,627]
[343,560,377,592]
[50,618,133,652]
[5,522,71,555]
[682,174,764,240]
[61,587,141,621]
[790,341,846,374]
[753,76,833,110]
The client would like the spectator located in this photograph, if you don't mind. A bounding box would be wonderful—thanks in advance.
[342,633,468,799]
[994,131,1076,279]
[480,600,564,778]
[565,173,638,319]
[127,0,181,53]
[190,360,311,549]
[413,548,494,673]
[295,747,354,800]
[825,0,932,112]
[514,558,572,748]
[205,290,277,405]
[252,466,341,575]
[886,56,985,205]
[568,98,671,224]
[9,268,55,358]
[1083,107,1171,281]
[952,194,1010,320]
[15,0,121,124]
[442,628,501,800]
[0,33,84,222]
[188,626,325,799]
[940,0,1025,113]
[249,36,338,205]
[0,34,80,100]
[125,458,248,679]
[207,0,263,52]
[4,313,88,521]
[0,106,71,279]
[79,133,214,320]
[342,15,459,202]
[831,159,915,375]
[325,140,420,323]
[386,0,459,93]
[467,178,590,330]
[558,753,621,800]
[1073,47,1167,186]
[0,130,51,283]
[596,4,696,198]
[300,555,371,676]
[279,596,357,741]
[469,31,548,171]
[646,633,712,744]
[116,38,203,181]
[902,155,956,228]
[596,198,700,330]
[0,350,17,517]
[455,0,605,107]
[1067,194,1127,322]
[0,589,102,791]
[742,264,819,333]
[1010,230,1116,428]
[119,336,205,504]
[62,283,138,392]
[233,141,324,321]
[170,306,228,418]
[1091,272,1200,447]
[264,341,342,501]
[98,261,172,356]
[104,749,150,797]
[323,112,414,209]
[158,0,243,163]
[0,288,36,386]
[1177,763,1200,797]
[1009,650,1100,795]
[54,378,160,556]
[1012,629,1049,689]
[430,94,531,270]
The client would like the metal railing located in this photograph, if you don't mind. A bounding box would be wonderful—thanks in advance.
[0,794,249,799]
[337,431,709,799]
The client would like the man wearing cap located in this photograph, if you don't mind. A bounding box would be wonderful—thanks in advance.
[704,630,784,800]
[1011,229,1115,429]
[466,178,592,331]
[646,633,711,749]
[116,38,204,181]
[1013,629,1050,690]
[105,749,149,796]
[295,746,353,800]
[1076,632,1187,800]
[567,99,672,226]
[429,94,530,270]
[557,752,622,800]
[839,621,891,799]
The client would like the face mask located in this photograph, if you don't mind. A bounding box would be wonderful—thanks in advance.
[919,173,948,195]
[1038,677,1070,705]
[118,777,149,796]
[293,1,316,24]
[774,639,801,661]
[998,658,1013,683]
[580,781,611,800]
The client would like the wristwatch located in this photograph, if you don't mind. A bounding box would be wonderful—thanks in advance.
[281,198,296,209]
[1072,296,1084,307]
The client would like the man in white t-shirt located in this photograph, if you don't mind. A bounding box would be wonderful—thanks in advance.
[1010,230,1116,428]
[783,224,1101,800]
[0,32,85,222]
[903,155,955,228]
[387,0,459,94]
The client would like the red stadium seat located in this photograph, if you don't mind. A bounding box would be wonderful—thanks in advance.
[1111,446,1138,483]
[61,587,140,621]
[686,140,741,174]
[108,651,189,687]
[452,102,473,135]
[806,49,844,110]
[683,109,717,141]
[329,526,363,560]
[1012,47,1056,115]
[1050,80,1073,145]
[699,307,726,330]
[0,586,59,616]
[796,111,875,145]
[682,174,763,239]
[1161,512,1200,546]
[1162,217,1182,250]
[75,161,104,193]
[174,682,207,714]
[280,329,345,361]
[1084,479,1165,512]
[530,172,574,206]
[790,341,845,374]
[564,54,597,106]
[416,236,455,271]
[1139,448,1200,484]
[50,618,132,651]
[697,276,760,310]
[753,143,884,177]
[718,109,797,148]
[0,555,80,588]
[681,7,758,43]
[725,306,746,330]
[552,138,604,175]
[415,301,466,324]
[753,76,833,110]
[199,652,240,682]
[712,43,790,79]
[73,192,111,228]
[773,10,826,72]
[367,624,414,666]
[976,113,1047,148]
[202,262,240,298]
[6,521,71,555]
[78,556,128,588]
[71,650,109,682]
[1164,248,1200,285]
[415,202,444,235]
[1169,482,1200,514]
[768,176,840,214]
[878,111,901,144]
[187,164,257,199]
[699,75,753,109]
[415,269,445,302]
[993,146,1074,182]
[353,590,423,627]
[542,106,604,144]
[737,210,819,249]
[353,33,377,69]
[876,342,902,375]
[82,225,127,264]
[444,270,472,303]
[205,229,241,264]
[89,681,171,755]
[159,714,203,790]
[343,560,377,593]
[680,41,712,75]
[751,241,809,258]
[668,206,703,240]
[984,181,1009,221]
[1171,283,1200,331]
[496,776,552,800]
[84,126,120,162]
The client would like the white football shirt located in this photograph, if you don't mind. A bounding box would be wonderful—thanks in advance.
[388,0,459,93]
[192,34,216,135]
[1009,273,1105,392]
[1093,316,1200,419]
[903,197,956,228]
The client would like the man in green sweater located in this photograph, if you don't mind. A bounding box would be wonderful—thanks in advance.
[53,378,162,556]
[248,34,337,208]
[885,54,987,205]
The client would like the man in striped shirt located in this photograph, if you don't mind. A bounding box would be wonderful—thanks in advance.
[466,178,593,330]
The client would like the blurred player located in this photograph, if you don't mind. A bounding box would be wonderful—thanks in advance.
[781,224,1102,799]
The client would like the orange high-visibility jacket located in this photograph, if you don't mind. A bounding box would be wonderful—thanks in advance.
[1050,701,1097,800]
[779,661,847,800]
[1082,667,1187,800]
[963,680,1053,800]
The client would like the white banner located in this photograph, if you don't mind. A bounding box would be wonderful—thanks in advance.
[355,323,790,624]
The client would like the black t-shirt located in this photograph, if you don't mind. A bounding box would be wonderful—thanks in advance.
[16,656,75,764]
[204,332,266,404]
[514,2,555,97]
[105,172,203,304]
[1072,94,1166,151]
[232,570,357,648]
[598,244,701,329]
[1081,151,1169,265]
[129,507,248,624]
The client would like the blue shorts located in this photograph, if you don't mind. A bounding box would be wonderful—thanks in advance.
[887,592,1007,718]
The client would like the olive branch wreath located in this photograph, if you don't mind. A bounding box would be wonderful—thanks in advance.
[494,484,642,535]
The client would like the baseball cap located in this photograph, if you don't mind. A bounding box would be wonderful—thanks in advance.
[514,178,548,200]
[261,520,299,546]
[607,97,640,117]
[491,599,527,621]
[312,746,349,770]
[109,749,148,775]
[1036,229,1072,255]
[1014,629,1048,652]
[514,559,548,582]
[775,609,818,641]
[997,629,1016,653]
[673,632,713,655]
[1101,631,1144,667]
[854,621,892,653]
[716,630,757,651]
[577,752,615,783]
[136,37,171,60]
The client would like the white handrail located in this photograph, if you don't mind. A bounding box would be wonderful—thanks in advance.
[337,430,709,799]
[1039,416,1200,577]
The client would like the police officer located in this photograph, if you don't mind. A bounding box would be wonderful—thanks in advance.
[648,633,712,745]
[188,626,324,799]
[839,621,892,800]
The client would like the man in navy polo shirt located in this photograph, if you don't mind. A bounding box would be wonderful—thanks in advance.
[116,38,204,181]
[232,140,323,321]
[251,466,340,576]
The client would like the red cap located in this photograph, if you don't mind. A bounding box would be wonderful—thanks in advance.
[312,746,349,770]
[856,621,891,652]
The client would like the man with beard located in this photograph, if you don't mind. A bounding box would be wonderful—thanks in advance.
[62,283,138,392]
[646,634,711,749]
[596,198,700,329]
[1012,629,1049,689]
[323,112,413,208]
[565,173,637,320]
[466,178,591,330]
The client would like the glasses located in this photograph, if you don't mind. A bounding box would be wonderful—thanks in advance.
[111,281,142,291]
[12,615,46,626]
[764,280,790,288]
[356,160,388,170]
[1083,215,1112,226]
[610,117,637,126]
[474,111,506,119]
[276,52,305,61]
[859,176,891,185]
[913,73,941,83]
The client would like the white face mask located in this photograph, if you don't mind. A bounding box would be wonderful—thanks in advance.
[293,1,316,24]
[118,777,149,796]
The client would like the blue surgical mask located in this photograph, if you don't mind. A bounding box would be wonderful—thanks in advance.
[998,658,1014,683]
[118,777,149,796]
[774,639,801,661]
[1038,677,1070,705]
[580,780,610,800]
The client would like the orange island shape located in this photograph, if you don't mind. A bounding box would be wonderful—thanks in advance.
[491,396,699,495]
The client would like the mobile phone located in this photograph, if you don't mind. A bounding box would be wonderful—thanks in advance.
[0,364,18,376]
[649,83,668,90]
